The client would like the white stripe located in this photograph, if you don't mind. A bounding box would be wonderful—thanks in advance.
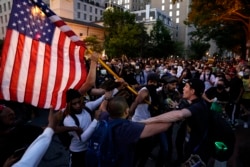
[17,36,32,102]
[55,37,71,110]
[68,47,81,88]
[31,42,46,107]
[44,27,60,108]
[49,15,61,23]
[1,30,19,100]
[70,35,80,42]
[60,25,70,32]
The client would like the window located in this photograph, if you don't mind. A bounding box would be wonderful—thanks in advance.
[2,27,4,34]
[169,11,172,17]
[0,16,3,23]
[90,6,92,12]
[169,4,172,9]
[4,15,7,22]
[84,5,86,11]
[77,3,80,9]
[77,12,80,18]
[177,3,180,8]
[95,16,98,21]
[161,5,165,11]
[176,17,179,23]
[3,3,6,12]
[100,10,103,15]
[0,5,2,13]
[95,8,97,14]
[162,0,165,3]
[84,14,87,20]
[90,15,92,21]
[8,2,11,10]
[176,10,179,16]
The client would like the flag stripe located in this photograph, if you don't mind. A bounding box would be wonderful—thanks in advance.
[0,30,12,99]
[9,33,26,102]
[50,31,65,108]
[37,44,51,108]
[18,36,33,102]
[32,42,46,107]
[24,40,39,103]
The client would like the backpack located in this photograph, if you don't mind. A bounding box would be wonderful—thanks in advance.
[85,119,126,167]
[208,109,235,161]
[57,106,93,150]
[57,113,80,150]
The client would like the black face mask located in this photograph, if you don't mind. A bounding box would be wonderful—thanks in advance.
[217,84,224,90]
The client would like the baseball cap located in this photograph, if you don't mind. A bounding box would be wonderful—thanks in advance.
[160,75,178,84]
[186,78,205,97]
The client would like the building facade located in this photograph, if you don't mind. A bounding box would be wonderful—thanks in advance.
[0,0,105,41]
[131,5,177,39]
[151,0,194,50]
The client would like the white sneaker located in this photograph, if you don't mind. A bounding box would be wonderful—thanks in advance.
[244,122,248,128]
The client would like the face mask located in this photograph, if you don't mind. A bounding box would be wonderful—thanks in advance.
[100,69,107,75]
[217,84,224,90]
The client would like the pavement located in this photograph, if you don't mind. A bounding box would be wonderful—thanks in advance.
[29,109,250,167]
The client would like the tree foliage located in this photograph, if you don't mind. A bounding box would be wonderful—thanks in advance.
[103,8,149,58]
[83,35,103,53]
[183,0,250,58]
[189,40,210,60]
[148,20,183,58]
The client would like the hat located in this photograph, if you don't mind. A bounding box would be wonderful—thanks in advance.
[161,75,178,84]
[187,79,205,97]
[66,89,81,103]
[147,73,159,82]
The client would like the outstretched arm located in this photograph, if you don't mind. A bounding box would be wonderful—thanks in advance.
[78,52,99,95]
[141,108,191,124]
[10,108,62,167]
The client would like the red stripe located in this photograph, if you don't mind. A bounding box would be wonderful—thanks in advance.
[0,30,12,99]
[50,32,65,107]
[24,40,39,104]
[64,30,76,37]
[60,42,77,108]
[53,20,66,28]
[9,33,26,101]
[74,46,87,90]
[37,44,51,108]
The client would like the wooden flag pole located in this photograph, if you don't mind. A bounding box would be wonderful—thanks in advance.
[87,50,156,109]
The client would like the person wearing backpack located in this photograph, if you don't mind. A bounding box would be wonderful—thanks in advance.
[86,96,172,167]
[63,88,106,167]
[142,78,212,165]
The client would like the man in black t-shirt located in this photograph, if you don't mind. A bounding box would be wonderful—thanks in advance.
[202,79,229,110]
[142,79,211,165]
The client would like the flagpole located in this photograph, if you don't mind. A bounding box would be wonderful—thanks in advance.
[87,49,157,109]
[87,49,138,96]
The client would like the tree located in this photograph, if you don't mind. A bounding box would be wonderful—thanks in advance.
[189,40,210,60]
[103,8,149,58]
[83,35,103,53]
[148,20,178,58]
[183,0,250,59]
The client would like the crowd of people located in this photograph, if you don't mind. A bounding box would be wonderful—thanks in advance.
[1,53,250,167]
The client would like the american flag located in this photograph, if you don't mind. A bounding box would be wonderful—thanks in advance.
[0,0,87,110]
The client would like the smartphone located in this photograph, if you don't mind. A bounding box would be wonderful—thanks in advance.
[13,147,27,157]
